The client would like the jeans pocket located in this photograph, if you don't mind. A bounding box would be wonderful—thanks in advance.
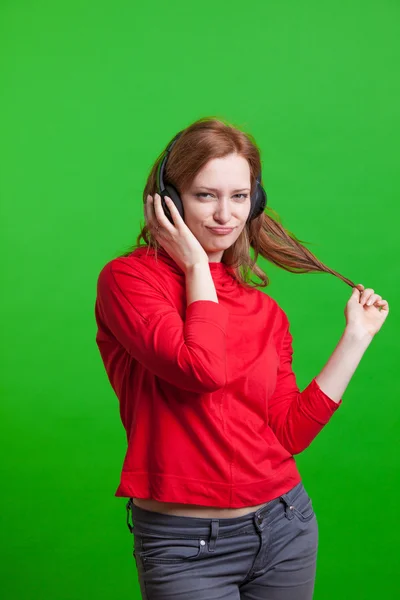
[134,532,207,565]
[283,483,315,523]
[291,495,315,522]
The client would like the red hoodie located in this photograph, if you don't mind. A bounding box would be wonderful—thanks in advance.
[95,245,342,507]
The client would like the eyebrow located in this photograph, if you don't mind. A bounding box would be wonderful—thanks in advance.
[194,186,251,193]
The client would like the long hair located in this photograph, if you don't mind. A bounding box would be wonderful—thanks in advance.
[121,116,358,290]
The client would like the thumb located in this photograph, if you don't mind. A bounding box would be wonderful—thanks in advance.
[350,284,363,301]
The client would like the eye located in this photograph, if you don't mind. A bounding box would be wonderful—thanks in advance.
[195,193,213,198]
[195,193,249,199]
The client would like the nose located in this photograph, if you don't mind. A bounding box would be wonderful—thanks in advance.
[214,199,233,223]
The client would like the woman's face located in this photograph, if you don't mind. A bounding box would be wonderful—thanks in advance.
[180,153,252,262]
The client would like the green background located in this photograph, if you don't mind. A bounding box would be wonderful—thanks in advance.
[1,1,399,598]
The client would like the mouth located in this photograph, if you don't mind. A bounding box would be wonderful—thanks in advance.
[207,227,235,235]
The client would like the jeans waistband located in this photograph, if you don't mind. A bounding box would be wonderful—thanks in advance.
[125,482,303,545]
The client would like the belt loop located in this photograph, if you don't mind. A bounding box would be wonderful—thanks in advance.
[279,493,295,520]
[126,498,134,533]
[209,519,219,552]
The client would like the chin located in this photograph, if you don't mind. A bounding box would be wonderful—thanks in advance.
[203,239,232,249]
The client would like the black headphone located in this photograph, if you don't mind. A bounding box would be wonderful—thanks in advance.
[156,130,267,225]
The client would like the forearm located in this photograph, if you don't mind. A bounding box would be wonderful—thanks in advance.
[185,263,219,306]
[315,327,374,403]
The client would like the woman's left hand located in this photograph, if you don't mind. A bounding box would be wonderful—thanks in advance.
[345,284,389,338]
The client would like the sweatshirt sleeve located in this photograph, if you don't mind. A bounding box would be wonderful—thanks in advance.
[268,312,342,455]
[95,258,229,393]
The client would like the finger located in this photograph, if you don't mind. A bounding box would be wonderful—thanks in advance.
[146,194,161,236]
[352,284,364,297]
[351,286,364,302]
[162,196,184,228]
[153,193,176,232]
[145,194,155,228]
[366,294,382,307]
[144,194,150,223]
[377,300,389,312]
[360,288,374,305]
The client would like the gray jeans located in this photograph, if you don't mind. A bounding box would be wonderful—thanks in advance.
[126,481,318,599]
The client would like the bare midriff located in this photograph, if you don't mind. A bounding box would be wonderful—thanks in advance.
[131,497,269,518]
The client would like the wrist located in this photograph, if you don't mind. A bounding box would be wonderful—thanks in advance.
[343,326,374,346]
[184,261,209,274]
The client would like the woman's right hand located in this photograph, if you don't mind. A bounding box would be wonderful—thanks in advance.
[145,193,210,272]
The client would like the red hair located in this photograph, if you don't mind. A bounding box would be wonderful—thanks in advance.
[122,116,357,289]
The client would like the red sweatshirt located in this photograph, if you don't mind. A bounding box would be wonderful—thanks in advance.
[95,245,342,507]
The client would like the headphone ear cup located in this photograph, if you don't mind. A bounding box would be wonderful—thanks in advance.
[160,184,184,224]
[257,184,267,214]
[248,182,267,222]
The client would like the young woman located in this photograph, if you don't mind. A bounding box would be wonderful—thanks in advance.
[95,117,389,599]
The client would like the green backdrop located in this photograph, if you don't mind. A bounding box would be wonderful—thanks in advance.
[1,1,399,599]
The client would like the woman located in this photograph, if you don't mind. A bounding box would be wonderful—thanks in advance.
[95,117,389,599]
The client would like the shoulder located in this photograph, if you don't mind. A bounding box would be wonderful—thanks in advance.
[97,248,158,282]
[97,255,138,284]
[256,290,289,325]
[270,296,289,322]
[96,251,159,297]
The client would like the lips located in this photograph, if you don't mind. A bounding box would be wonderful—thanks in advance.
[207,228,234,234]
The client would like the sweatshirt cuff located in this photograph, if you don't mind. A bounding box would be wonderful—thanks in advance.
[185,300,230,332]
[303,377,342,425]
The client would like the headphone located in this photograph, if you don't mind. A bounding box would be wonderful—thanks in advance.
[156,130,267,225]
